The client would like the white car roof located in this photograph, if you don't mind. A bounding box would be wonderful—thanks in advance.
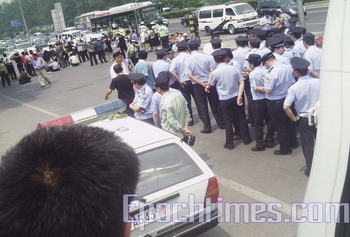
[90,117,176,149]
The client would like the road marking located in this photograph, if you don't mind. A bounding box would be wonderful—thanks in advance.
[0,94,59,118]
[217,175,292,216]
[307,10,328,14]
[307,23,326,26]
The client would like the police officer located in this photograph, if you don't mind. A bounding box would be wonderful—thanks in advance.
[209,38,222,70]
[158,21,169,48]
[289,26,306,57]
[153,48,170,78]
[261,52,297,155]
[303,33,322,78]
[284,57,320,176]
[185,38,224,133]
[232,36,250,71]
[207,50,251,149]
[246,54,275,151]
[268,38,291,66]
[251,29,268,51]
[282,35,294,60]
[129,73,154,124]
[170,41,195,125]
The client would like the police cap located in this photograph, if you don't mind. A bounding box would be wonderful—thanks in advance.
[289,26,304,34]
[129,73,145,83]
[158,71,171,80]
[166,49,174,54]
[249,38,262,47]
[259,52,275,63]
[210,38,222,47]
[268,38,284,47]
[235,36,248,44]
[251,28,268,38]
[154,75,169,87]
[155,48,168,56]
[212,49,227,60]
[290,57,310,71]
[221,48,233,59]
[282,36,294,45]
[176,41,187,50]
[271,33,285,39]
[188,37,201,48]
[246,54,261,64]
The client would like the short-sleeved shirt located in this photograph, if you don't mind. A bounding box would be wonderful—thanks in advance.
[133,84,153,120]
[110,62,130,78]
[161,91,191,138]
[249,66,268,101]
[135,59,155,89]
[283,48,294,60]
[210,63,243,100]
[264,62,295,100]
[151,88,184,125]
[32,57,46,69]
[293,38,306,58]
[184,51,214,84]
[232,47,251,71]
[303,45,322,75]
[109,75,135,101]
[273,53,291,66]
[170,52,190,81]
[260,16,274,31]
[284,75,320,117]
[152,59,170,78]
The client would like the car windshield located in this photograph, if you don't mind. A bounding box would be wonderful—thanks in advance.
[233,4,255,15]
[16,43,32,50]
[136,143,203,197]
[276,0,295,7]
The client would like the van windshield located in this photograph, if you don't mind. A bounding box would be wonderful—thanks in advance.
[233,4,255,15]
[276,0,296,7]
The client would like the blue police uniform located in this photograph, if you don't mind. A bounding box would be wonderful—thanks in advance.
[133,84,153,122]
[184,41,224,133]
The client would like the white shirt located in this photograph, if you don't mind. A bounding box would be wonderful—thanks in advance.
[203,42,214,55]
[152,59,170,78]
[232,47,251,71]
[303,45,322,75]
[110,62,130,78]
[169,52,190,82]
[273,53,291,66]
[293,38,306,58]
[69,55,79,64]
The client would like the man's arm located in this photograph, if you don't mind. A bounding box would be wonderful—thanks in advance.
[284,105,300,122]
[237,80,245,106]
[105,89,113,100]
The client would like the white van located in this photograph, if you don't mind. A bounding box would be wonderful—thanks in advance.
[61,30,82,39]
[197,2,259,35]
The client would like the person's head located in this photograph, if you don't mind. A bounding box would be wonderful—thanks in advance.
[246,54,261,70]
[289,26,304,41]
[187,37,200,51]
[291,57,310,79]
[260,52,276,69]
[210,38,222,50]
[212,49,226,64]
[113,51,124,64]
[32,53,38,59]
[0,125,139,237]
[154,75,170,94]
[176,41,188,52]
[264,12,271,18]
[129,73,146,89]
[235,36,248,48]
[268,38,285,55]
[155,48,167,60]
[138,50,148,60]
[221,48,233,63]
[166,50,174,60]
[303,32,315,48]
[29,50,34,55]
[251,29,268,41]
[113,64,124,75]
[249,38,261,49]
[3,53,6,57]
[273,11,281,18]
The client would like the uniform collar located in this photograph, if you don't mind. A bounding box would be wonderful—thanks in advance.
[298,75,311,81]
[217,62,226,68]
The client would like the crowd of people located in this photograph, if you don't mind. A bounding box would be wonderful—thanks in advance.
[105,15,322,178]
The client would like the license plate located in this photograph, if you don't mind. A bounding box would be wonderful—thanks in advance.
[130,205,167,231]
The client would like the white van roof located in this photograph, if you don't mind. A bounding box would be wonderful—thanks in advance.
[198,2,249,11]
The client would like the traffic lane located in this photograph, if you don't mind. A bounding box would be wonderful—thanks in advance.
[305,6,328,33]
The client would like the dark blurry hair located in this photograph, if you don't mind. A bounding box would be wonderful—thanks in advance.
[0,125,139,237]
[138,50,148,60]
[113,51,123,59]
[113,64,123,74]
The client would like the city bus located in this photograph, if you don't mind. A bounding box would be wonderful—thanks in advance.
[90,1,166,35]
[74,11,106,31]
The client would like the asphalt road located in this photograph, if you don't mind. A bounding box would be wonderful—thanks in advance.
[0,2,328,237]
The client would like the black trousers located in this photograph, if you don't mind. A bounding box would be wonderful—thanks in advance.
[16,62,25,73]
[298,117,317,175]
[97,50,107,63]
[221,97,251,146]
[160,35,169,48]
[179,81,196,121]
[267,98,296,153]
[88,52,98,66]
[78,51,84,63]
[6,64,17,80]
[1,72,10,87]
[193,84,224,131]
[252,99,275,147]
[244,79,253,122]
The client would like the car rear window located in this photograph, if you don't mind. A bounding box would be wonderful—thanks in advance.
[136,143,204,197]
[234,4,255,14]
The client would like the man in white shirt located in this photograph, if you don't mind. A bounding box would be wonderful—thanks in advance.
[69,53,80,66]
[259,13,274,31]
[110,51,130,79]
[303,33,322,78]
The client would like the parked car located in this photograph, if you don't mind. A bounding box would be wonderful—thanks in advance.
[31,38,47,50]
[256,0,307,17]
[37,100,221,237]
[14,42,37,54]
[181,11,198,27]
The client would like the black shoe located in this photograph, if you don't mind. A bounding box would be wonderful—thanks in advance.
[188,120,194,126]
[251,146,265,151]
[200,129,212,134]
[265,142,275,148]
[41,85,45,88]
[223,144,234,150]
[244,139,252,145]
[48,81,51,85]
[292,143,300,149]
[304,170,310,177]
[274,150,292,155]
